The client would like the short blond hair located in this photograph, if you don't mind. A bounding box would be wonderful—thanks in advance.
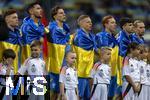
[77,15,89,25]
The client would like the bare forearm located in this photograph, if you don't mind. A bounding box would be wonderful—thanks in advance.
[60,83,65,95]
[125,75,135,87]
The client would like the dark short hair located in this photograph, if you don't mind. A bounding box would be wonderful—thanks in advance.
[119,17,133,29]
[27,2,40,14]
[3,9,17,18]
[51,6,63,20]
[2,49,16,59]
[77,15,89,24]
[0,15,9,40]
[30,40,42,48]
[127,42,138,55]
[102,15,114,27]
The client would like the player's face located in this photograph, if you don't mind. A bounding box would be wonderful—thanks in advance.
[4,57,14,66]
[55,9,66,22]
[135,22,145,36]
[32,4,43,18]
[5,13,19,27]
[124,23,134,34]
[143,48,149,59]
[31,46,41,58]
[106,18,117,33]
[80,17,92,32]
[147,52,150,63]
[66,52,76,66]
[103,50,111,62]
[132,48,140,58]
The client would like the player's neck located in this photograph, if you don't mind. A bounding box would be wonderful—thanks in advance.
[100,59,109,64]
[137,33,143,39]
[56,20,63,28]
[105,28,112,34]
[7,24,15,31]
[124,30,131,36]
[82,28,90,34]
[31,15,39,24]
[67,63,74,69]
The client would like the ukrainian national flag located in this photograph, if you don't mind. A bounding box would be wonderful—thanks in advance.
[96,31,119,76]
[0,28,22,73]
[21,17,45,64]
[47,21,70,74]
[117,30,131,85]
[130,33,145,44]
[73,29,96,77]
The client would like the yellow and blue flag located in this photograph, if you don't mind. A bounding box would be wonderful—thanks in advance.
[47,21,70,74]
[21,16,45,64]
[0,28,23,73]
[117,30,132,85]
[130,33,144,44]
[73,28,96,78]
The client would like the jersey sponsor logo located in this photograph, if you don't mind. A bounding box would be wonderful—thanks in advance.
[147,70,150,77]
[130,64,134,72]
[98,69,104,77]
[31,64,36,73]
[140,66,144,74]
[66,73,71,81]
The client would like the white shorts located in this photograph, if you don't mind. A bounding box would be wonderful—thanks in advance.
[91,84,108,100]
[122,82,135,100]
[148,86,150,100]
[65,89,77,100]
[138,84,148,100]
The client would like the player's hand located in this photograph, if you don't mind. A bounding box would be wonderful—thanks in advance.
[133,84,140,93]
[136,83,141,92]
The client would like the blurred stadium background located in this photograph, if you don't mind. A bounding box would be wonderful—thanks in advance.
[0,0,149,44]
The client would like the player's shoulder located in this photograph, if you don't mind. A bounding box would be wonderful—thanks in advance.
[24,57,32,65]
[60,66,68,74]
[93,61,101,70]
[38,58,45,63]
[123,56,130,66]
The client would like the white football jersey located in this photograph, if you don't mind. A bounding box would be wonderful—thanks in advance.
[123,58,140,82]
[139,60,147,84]
[0,63,14,86]
[0,63,14,75]
[18,57,46,76]
[93,63,111,84]
[59,67,78,89]
[145,64,150,85]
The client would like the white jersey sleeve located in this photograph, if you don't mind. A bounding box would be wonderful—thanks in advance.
[41,61,47,75]
[122,66,130,76]
[90,69,96,78]
[0,68,6,75]
[59,67,67,83]
[18,58,30,75]
[59,74,66,83]
[90,62,101,78]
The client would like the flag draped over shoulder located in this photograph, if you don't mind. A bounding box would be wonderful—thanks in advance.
[73,29,96,78]
[21,16,45,64]
[117,30,131,85]
[0,28,22,73]
[96,30,119,76]
[130,33,144,44]
[47,21,70,74]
